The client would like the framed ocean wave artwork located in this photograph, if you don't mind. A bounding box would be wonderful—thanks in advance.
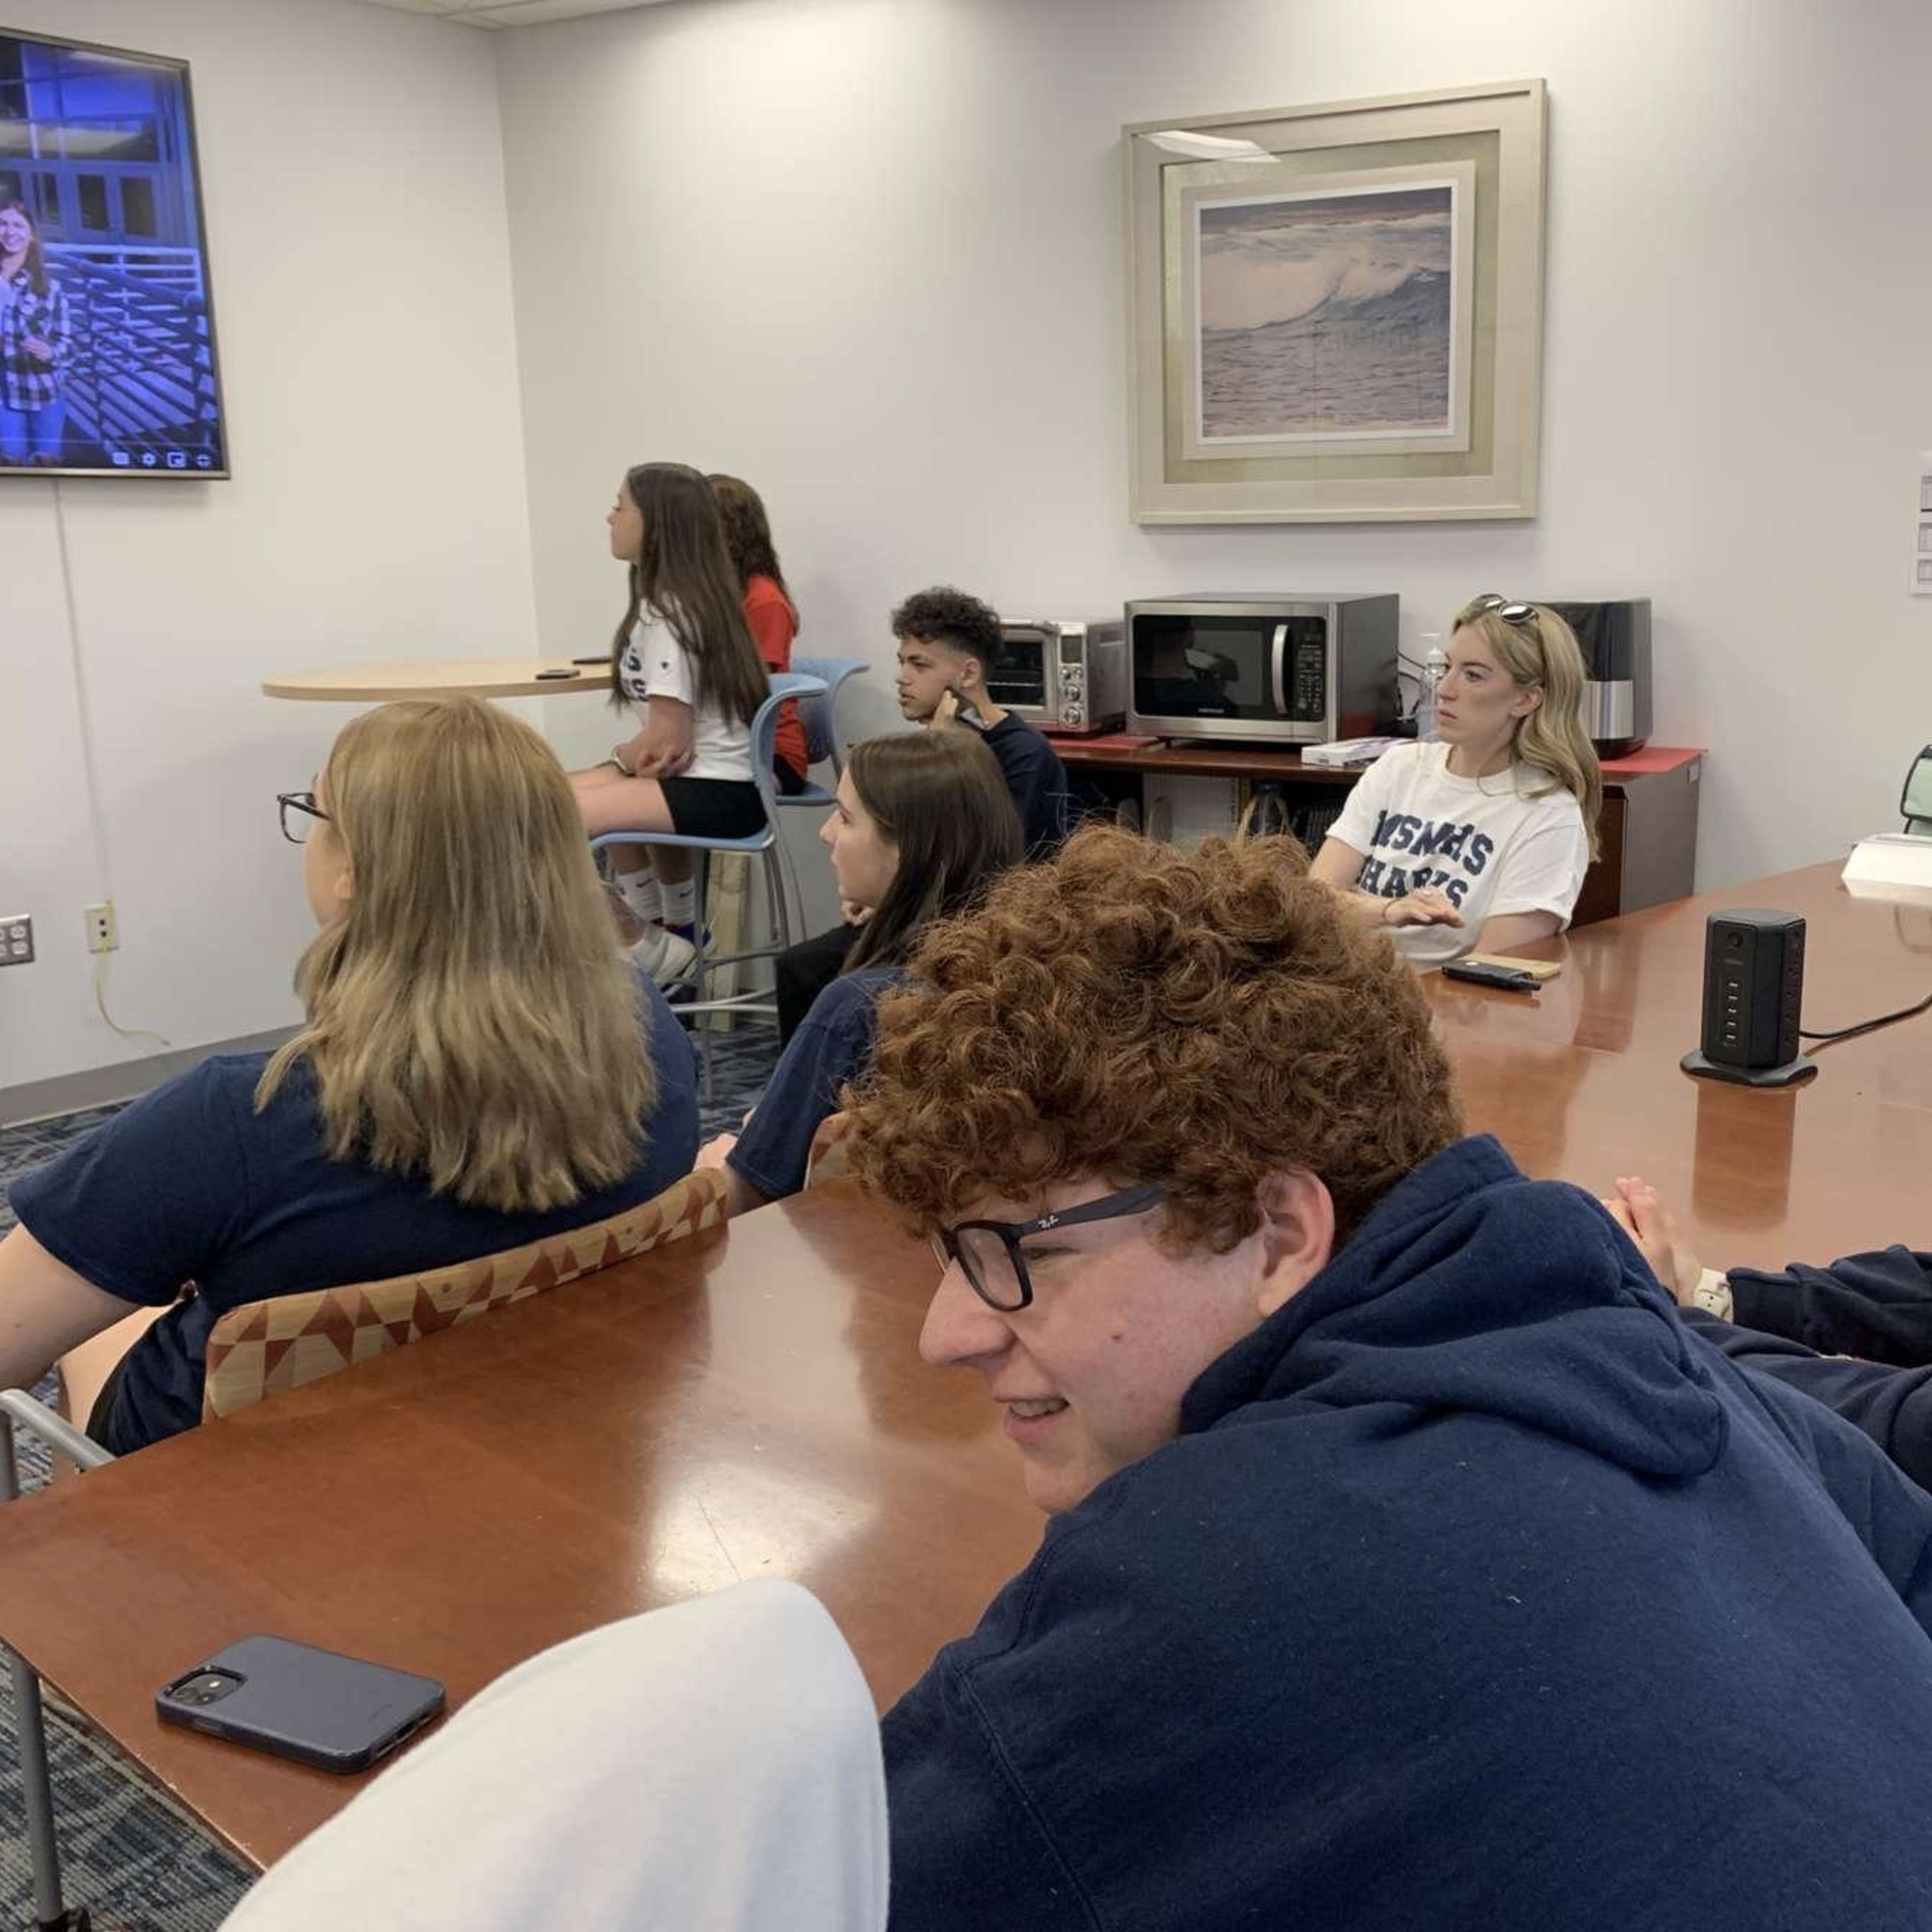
[1123,80,1548,524]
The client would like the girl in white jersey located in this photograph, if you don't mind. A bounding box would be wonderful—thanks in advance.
[572,463,771,982]
[1311,596,1603,967]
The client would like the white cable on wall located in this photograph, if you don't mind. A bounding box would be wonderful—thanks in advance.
[50,478,171,1052]
[49,478,112,892]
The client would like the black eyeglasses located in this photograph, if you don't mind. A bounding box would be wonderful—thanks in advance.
[277,791,329,844]
[1470,592,1538,626]
[930,1183,1167,1313]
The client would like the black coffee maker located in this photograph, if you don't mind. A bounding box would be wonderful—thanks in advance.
[1544,599,1652,758]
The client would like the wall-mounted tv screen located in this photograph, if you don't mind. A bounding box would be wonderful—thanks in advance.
[0,26,228,478]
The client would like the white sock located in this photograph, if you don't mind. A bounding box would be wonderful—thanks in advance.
[614,869,662,923]
[660,876,696,926]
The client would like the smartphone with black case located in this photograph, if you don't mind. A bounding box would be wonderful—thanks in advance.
[1439,958,1539,994]
[156,1636,444,1774]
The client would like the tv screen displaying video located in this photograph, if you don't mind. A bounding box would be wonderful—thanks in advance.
[0,26,229,478]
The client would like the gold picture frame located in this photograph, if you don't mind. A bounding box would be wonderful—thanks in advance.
[1123,79,1548,524]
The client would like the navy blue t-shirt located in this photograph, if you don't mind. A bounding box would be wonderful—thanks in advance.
[11,977,700,1454]
[727,967,903,1202]
[982,714,1072,857]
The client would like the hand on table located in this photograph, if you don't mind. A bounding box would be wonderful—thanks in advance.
[1380,887,1464,929]
[1600,1174,1704,1304]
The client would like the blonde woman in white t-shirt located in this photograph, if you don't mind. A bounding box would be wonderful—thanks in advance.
[571,463,771,983]
[1310,596,1603,968]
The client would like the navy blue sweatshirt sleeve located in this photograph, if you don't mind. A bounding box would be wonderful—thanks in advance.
[8,1059,253,1305]
[1687,1308,1932,1497]
[1726,1247,1932,1367]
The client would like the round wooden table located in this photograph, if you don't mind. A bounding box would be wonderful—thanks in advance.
[262,659,616,701]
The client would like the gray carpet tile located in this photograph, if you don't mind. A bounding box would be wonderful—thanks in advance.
[0,1690,255,1929]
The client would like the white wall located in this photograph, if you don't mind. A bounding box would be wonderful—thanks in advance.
[8,0,1927,1099]
[0,0,536,1100]
[497,0,1932,905]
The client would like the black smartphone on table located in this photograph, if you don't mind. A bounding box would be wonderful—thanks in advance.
[1439,958,1539,994]
[156,1635,444,1774]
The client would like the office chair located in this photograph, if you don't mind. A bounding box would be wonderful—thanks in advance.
[774,656,868,809]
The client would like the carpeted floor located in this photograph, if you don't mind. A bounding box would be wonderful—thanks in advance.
[0,1015,781,1929]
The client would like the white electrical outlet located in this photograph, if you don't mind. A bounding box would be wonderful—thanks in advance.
[84,900,118,953]
[0,914,33,966]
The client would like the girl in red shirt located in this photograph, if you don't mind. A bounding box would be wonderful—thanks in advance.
[710,473,809,793]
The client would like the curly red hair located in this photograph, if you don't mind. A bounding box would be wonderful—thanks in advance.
[840,825,1463,1248]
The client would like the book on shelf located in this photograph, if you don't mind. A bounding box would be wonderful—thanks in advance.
[1303,735,1402,768]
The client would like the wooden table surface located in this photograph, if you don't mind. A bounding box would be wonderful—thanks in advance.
[1424,862,1932,1267]
[0,1186,1037,1869]
[262,659,615,701]
[1,859,1928,1871]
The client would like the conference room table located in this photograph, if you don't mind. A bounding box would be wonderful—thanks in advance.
[1425,861,1932,1270]
[0,858,1928,1882]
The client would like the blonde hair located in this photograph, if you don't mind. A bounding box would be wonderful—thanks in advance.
[1450,599,1604,861]
[258,697,659,1213]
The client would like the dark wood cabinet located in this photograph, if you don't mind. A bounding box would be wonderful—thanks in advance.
[1052,740,1703,927]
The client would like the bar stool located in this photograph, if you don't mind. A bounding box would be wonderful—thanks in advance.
[591,671,827,1098]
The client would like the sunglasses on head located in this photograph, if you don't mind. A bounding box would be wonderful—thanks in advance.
[1470,593,1537,626]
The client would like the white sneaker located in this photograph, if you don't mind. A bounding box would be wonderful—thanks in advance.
[630,923,697,988]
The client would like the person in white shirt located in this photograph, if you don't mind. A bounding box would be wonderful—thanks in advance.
[1310,595,1602,967]
[218,1579,888,1932]
[572,463,772,983]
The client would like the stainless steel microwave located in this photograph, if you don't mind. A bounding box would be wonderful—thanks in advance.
[1125,593,1398,747]
[985,619,1126,736]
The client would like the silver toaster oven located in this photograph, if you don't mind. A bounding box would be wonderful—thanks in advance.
[986,618,1127,736]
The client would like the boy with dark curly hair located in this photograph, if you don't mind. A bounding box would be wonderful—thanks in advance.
[848,825,1932,1932]
[888,584,1071,861]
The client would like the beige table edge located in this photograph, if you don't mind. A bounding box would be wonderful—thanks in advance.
[262,660,616,701]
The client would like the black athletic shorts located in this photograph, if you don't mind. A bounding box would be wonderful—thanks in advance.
[659,777,766,840]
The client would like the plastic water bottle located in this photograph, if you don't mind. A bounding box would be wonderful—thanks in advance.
[1414,634,1449,741]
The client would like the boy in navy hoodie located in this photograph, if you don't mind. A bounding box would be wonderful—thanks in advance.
[843,825,1932,1932]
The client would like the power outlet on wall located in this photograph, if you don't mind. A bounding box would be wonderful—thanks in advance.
[84,900,118,953]
[1,914,33,966]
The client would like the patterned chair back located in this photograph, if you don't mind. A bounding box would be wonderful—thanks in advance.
[200,1168,729,1422]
